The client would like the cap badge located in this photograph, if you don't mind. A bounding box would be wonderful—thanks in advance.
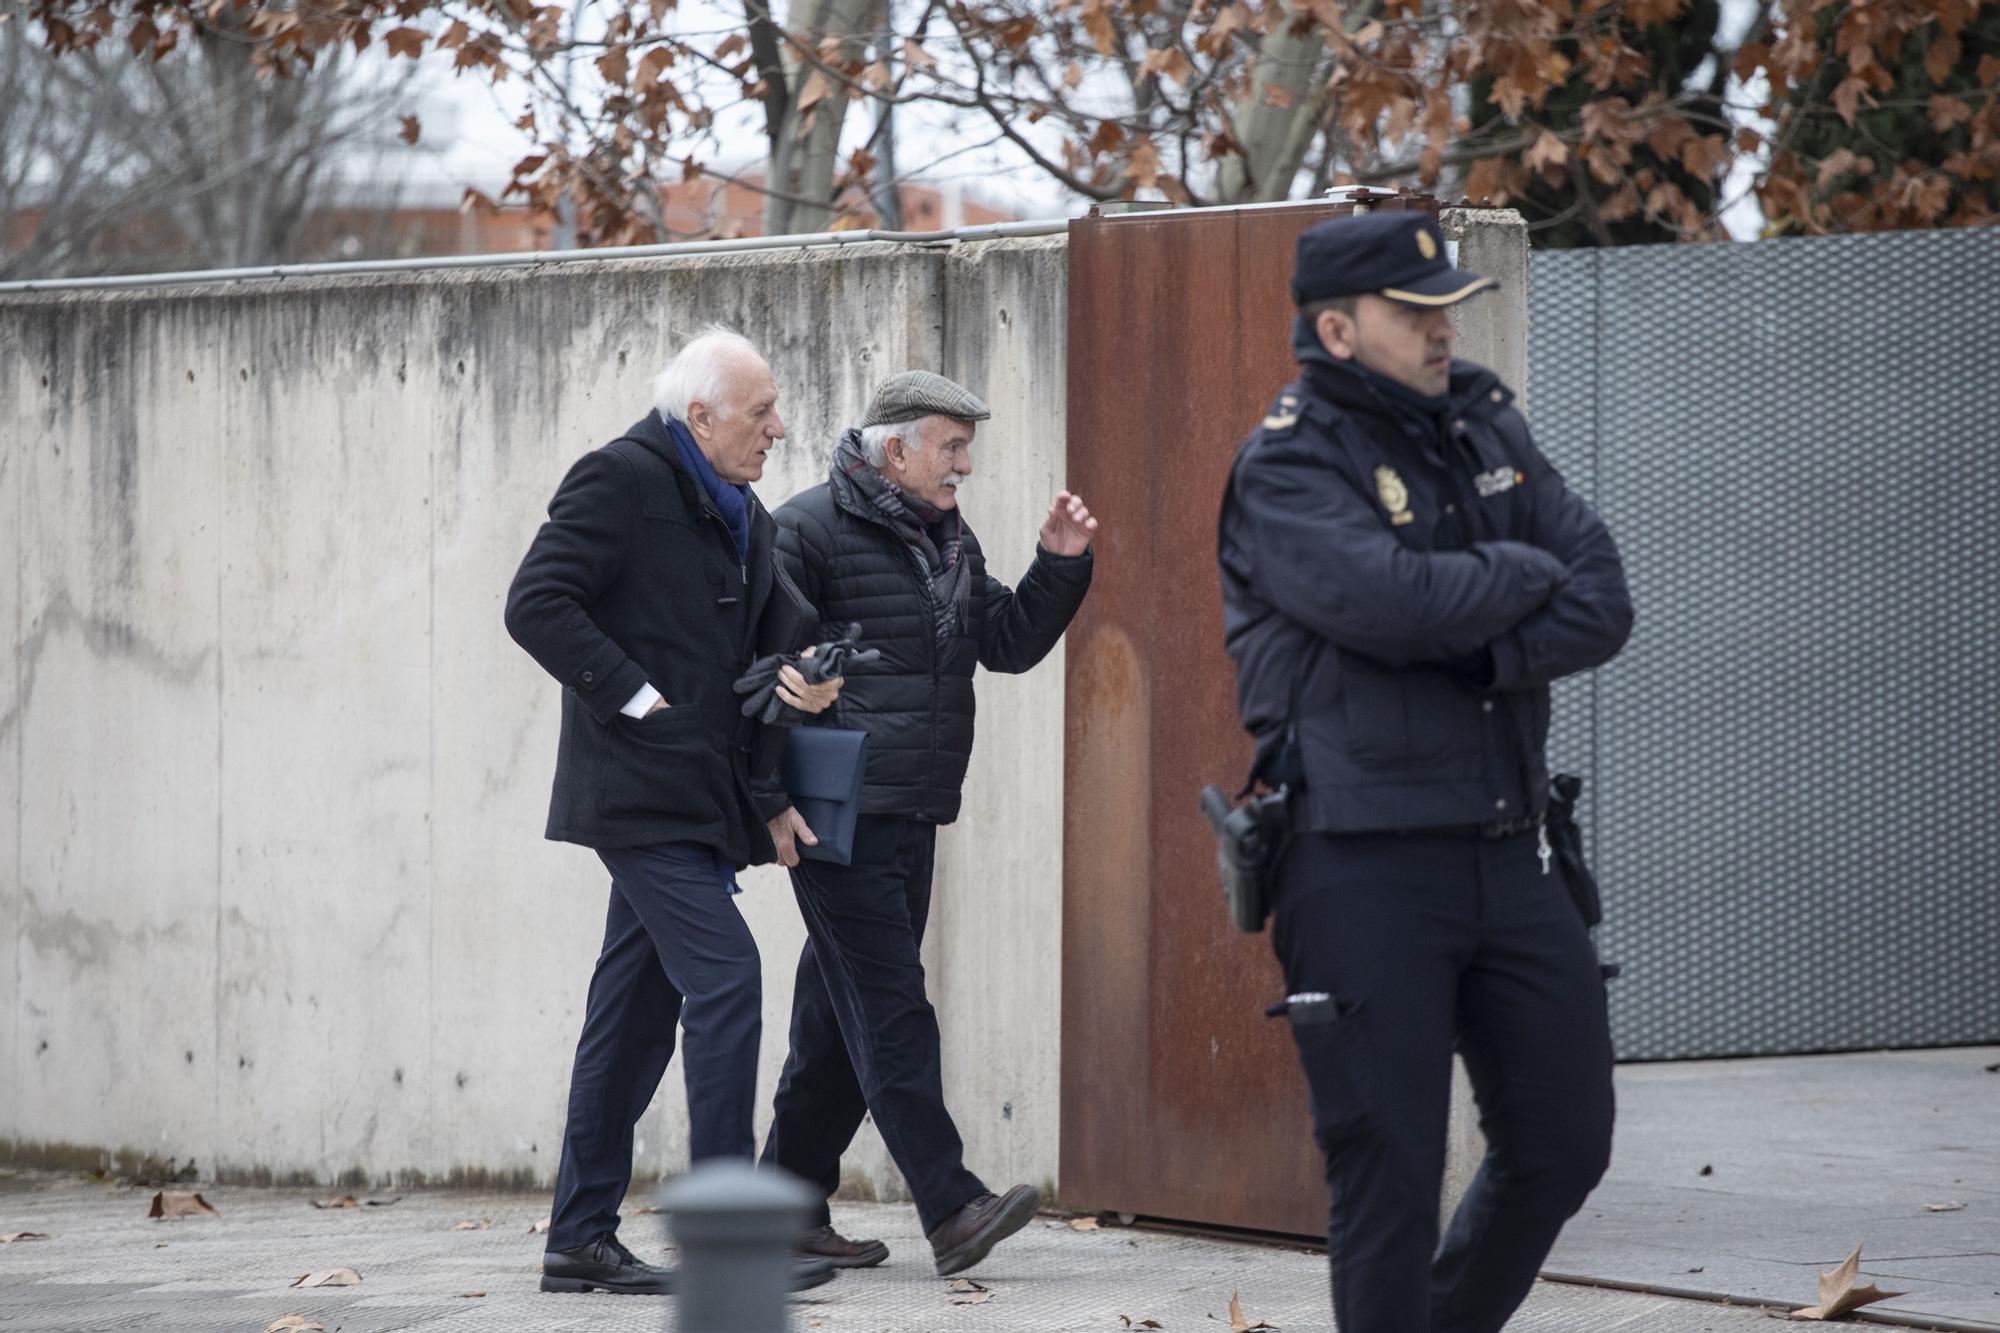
[1375,466,1415,525]
[1416,229,1438,260]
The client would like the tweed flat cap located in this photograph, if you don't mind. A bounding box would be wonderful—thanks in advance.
[861,370,992,427]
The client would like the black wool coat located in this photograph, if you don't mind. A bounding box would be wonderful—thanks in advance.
[772,481,1093,824]
[505,410,817,863]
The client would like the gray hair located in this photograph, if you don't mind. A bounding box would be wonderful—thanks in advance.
[859,418,931,468]
[653,325,764,424]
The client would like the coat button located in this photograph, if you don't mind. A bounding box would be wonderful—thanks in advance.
[1490,389,1504,402]
[1494,798,1508,810]
[581,670,595,683]
[1482,700,1494,713]
[1453,418,1467,432]
[1445,503,1457,515]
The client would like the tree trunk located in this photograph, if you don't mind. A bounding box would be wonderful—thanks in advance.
[762,0,885,234]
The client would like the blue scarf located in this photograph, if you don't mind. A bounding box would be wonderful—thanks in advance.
[662,412,751,562]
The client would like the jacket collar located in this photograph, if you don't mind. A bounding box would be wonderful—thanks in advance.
[618,410,779,624]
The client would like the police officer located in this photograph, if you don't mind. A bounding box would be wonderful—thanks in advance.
[1217,211,1633,1332]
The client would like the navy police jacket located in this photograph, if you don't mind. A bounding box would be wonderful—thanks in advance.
[1218,350,1632,834]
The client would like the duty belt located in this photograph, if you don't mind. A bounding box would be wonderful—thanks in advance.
[1403,811,1546,840]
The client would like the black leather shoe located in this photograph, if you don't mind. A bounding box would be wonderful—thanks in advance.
[927,1185,1041,1276]
[541,1234,676,1294]
[798,1223,889,1268]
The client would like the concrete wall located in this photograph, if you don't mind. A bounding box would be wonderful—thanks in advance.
[0,241,1067,1200]
[0,212,1526,1208]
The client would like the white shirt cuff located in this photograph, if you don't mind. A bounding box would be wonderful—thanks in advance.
[620,683,662,718]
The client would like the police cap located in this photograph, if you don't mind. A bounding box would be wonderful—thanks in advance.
[1291,211,1496,308]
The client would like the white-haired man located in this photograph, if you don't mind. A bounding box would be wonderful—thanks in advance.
[758,371,1097,1276]
[506,328,839,1296]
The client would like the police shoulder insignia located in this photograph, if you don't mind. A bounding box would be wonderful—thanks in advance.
[1375,465,1415,525]
[1261,392,1301,432]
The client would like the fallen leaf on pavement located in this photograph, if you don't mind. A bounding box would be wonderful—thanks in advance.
[1071,1217,1100,1231]
[1698,1164,1714,1177]
[529,1216,551,1234]
[291,1267,363,1288]
[634,1205,665,1215]
[947,1278,993,1304]
[453,1219,491,1230]
[148,1191,219,1220]
[1923,1202,1966,1213]
[1228,1291,1278,1331]
[459,1291,486,1298]
[263,1319,326,1332]
[365,1196,401,1207]
[311,1195,358,1210]
[1118,1317,1165,1328]
[1983,1061,1998,1073]
[1791,1245,1905,1320]
[0,1232,50,1243]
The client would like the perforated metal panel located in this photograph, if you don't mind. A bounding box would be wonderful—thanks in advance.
[1528,230,2000,1061]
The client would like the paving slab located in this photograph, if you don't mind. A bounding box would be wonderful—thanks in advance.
[1548,1045,2000,1330]
[4,1172,1776,1333]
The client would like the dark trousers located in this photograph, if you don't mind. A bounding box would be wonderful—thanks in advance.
[1273,829,1615,1333]
[547,842,762,1253]
[760,817,985,1234]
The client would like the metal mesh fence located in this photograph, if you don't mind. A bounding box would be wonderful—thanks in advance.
[1528,230,2000,1061]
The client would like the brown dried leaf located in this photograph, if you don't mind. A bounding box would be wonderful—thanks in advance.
[1229,1290,1279,1330]
[263,1319,326,1333]
[596,46,630,87]
[0,1232,50,1243]
[453,1218,491,1230]
[383,26,426,58]
[399,115,421,145]
[1923,1201,1967,1212]
[1925,34,1961,84]
[1118,1318,1164,1330]
[717,33,748,60]
[1929,95,1973,133]
[528,1216,552,1233]
[459,1291,486,1298]
[149,1191,219,1220]
[311,1195,358,1210]
[1791,1245,1905,1320]
[946,1277,992,1304]
[902,38,938,72]
[1524,129,1568,174]
[1070,1216,1101,1230]
[291,1267,363,1289]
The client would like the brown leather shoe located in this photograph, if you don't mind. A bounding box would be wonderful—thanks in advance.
[798,1223,889,1268]
[927,1185,1041,1276]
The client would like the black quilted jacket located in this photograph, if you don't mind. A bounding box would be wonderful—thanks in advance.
[772,481,1093,823]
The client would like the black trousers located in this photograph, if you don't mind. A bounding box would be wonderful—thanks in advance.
[1273,828,1615,1333]
[760,817,985,1234]
[547,842,762,1253]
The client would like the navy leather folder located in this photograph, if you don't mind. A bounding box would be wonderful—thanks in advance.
[781,727,869,865]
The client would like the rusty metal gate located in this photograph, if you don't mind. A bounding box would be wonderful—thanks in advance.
[1059,197,1437,1236]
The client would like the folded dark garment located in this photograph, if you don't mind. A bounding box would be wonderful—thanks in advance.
[733,622,881,724]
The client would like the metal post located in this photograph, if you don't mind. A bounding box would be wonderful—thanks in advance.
[659,1161,814,1333]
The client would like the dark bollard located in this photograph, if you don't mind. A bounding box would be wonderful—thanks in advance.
[659,1161,813,1333]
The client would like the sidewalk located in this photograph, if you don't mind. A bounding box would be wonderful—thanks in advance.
[1548,1045,2000,1331]
[2,1047,1993,1331]
[0,1175,1778,1333]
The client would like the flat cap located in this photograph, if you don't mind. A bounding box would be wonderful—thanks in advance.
[861,370,992,427]
[1292,211,1495,308]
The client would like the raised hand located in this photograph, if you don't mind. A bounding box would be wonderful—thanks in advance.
[1039,491,1099,557]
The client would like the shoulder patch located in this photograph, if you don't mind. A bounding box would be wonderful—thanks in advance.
[1261,390,1303,433]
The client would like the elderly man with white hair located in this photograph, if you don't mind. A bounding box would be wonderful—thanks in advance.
[757,370,1097,1277]
[505,327,840,1297]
